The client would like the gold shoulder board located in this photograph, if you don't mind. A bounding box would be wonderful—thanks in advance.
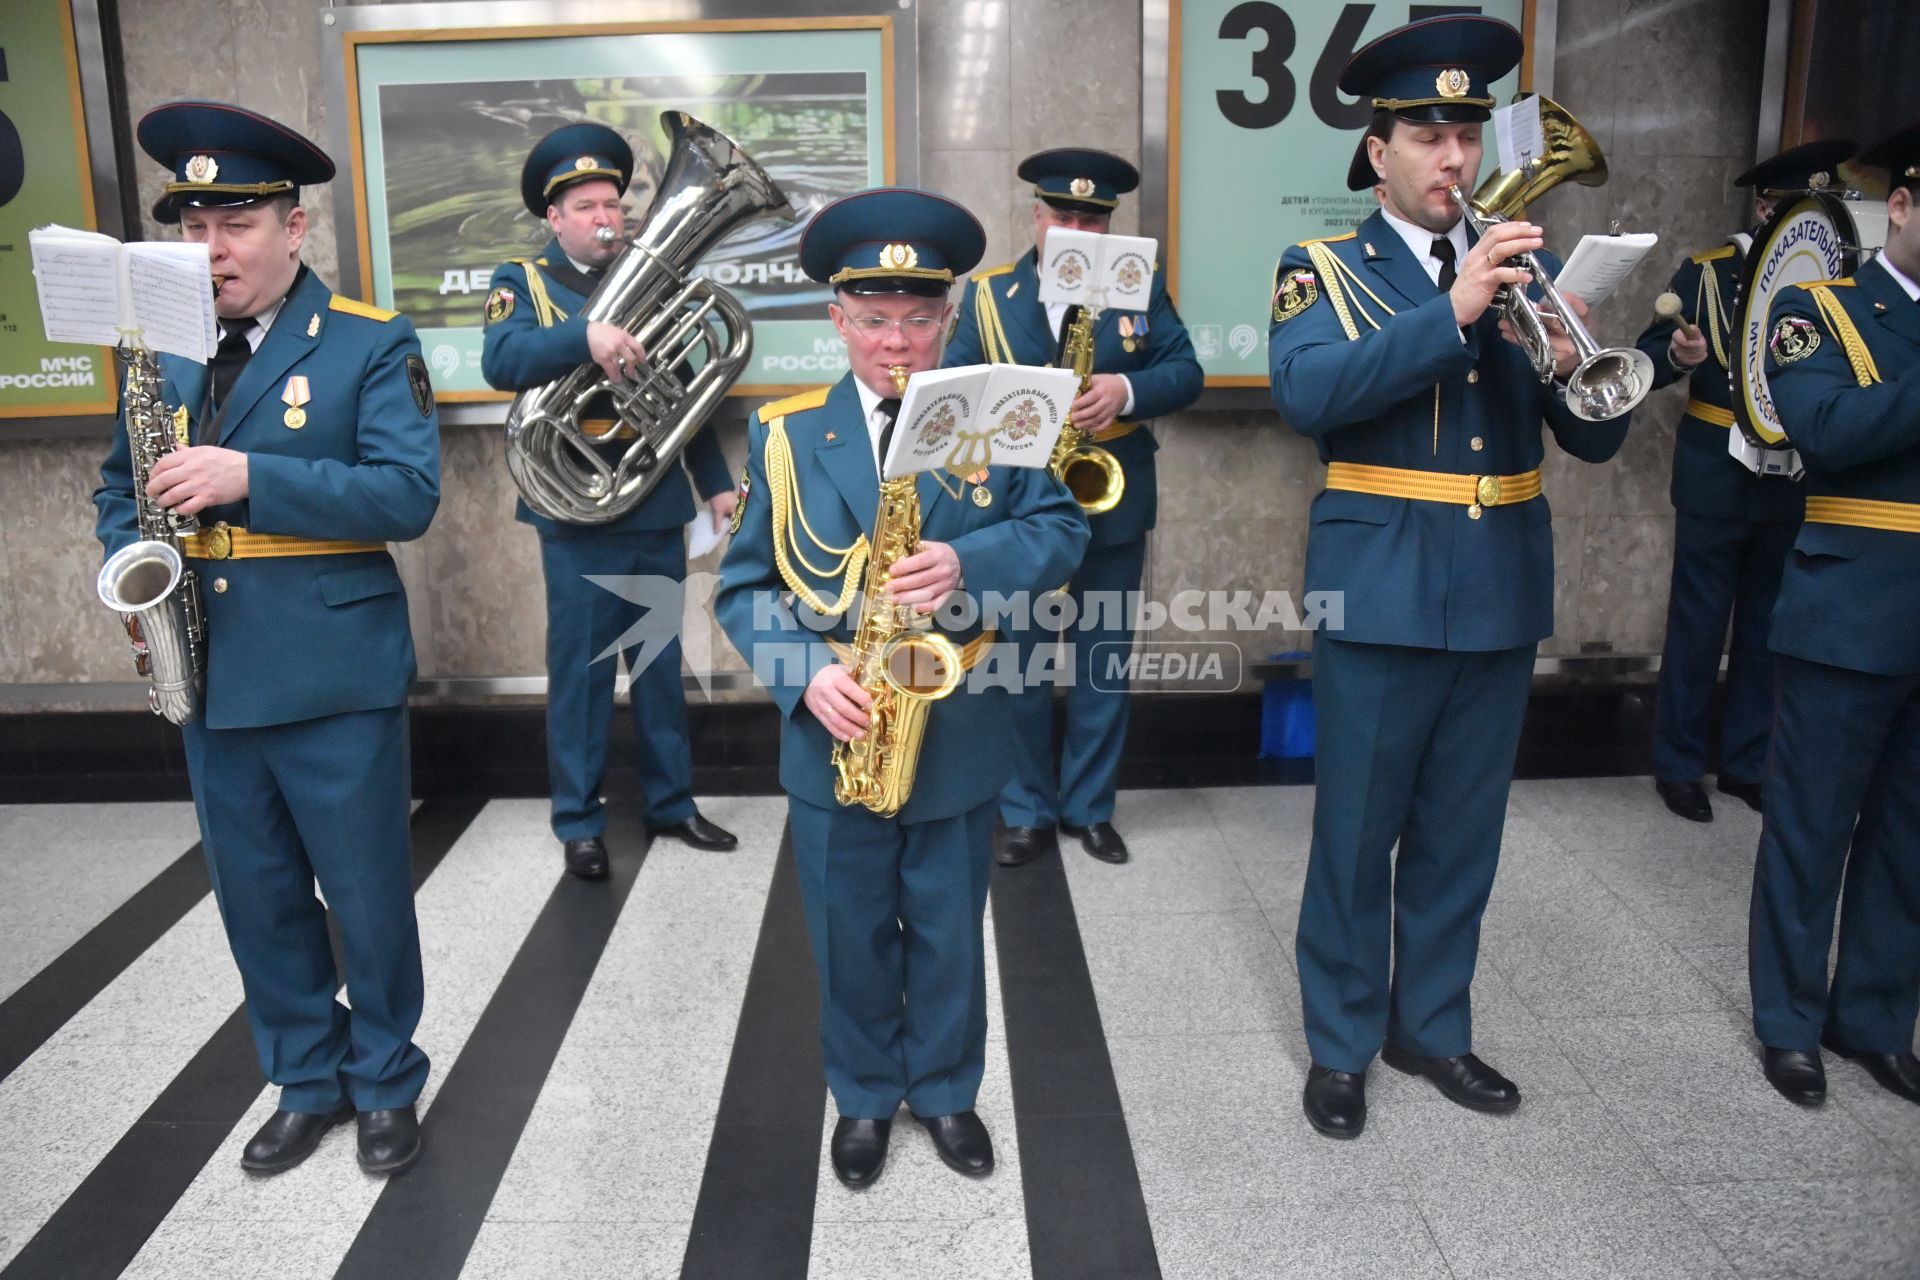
[1691,245,1737,265]
[971,262,1016,282]
[328,296,399,323]
[1298,231,1359,247]
[757,386,833,423]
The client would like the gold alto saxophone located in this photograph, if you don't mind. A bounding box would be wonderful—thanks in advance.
[95,326,208,725]
[831,365,967,817]
[1046,304,1125,514]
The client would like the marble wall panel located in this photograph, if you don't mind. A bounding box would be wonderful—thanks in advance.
[1543,514,1590,657]
[920,0,1014,153]
[1617,0,1767,163]
[924,148,1020,269]
[1577,514,1677,654]
[1007,0,1140,158]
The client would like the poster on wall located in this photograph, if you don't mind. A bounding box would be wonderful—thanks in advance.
[340,18,896,400]
[0,0,115,419]
[1167,0,1532,386]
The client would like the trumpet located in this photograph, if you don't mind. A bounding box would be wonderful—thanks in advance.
[1447,183,1653,421]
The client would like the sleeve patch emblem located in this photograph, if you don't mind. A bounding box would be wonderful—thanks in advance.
[1273,268,1319,324]
[484,286,516,325]
[406,354,436,418]
[1768,315,1821,365]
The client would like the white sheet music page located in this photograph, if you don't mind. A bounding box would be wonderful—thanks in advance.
[1494,97,1545,175]
[1097,235,1158,313]
[1038,228,1099,307]
[28,224,126,346]
[125,242,216,361]
[969,365,1077,471]
[887,365,990,480]
[1553,232,1659,309]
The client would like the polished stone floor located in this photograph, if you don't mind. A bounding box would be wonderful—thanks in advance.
[0,780,1914,1279]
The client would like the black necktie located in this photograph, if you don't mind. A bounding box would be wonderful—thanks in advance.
[208,318,253,426]
[1431,237,1458,292]
[876,397,902,470]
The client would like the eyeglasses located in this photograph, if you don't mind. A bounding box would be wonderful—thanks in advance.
[842,313,944,338]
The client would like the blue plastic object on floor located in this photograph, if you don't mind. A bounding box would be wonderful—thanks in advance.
[1259,650,1316,759]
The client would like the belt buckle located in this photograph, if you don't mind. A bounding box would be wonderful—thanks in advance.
[205,523,233,560]
[1475,475,1504,508]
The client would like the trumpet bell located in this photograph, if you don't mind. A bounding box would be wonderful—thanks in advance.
[1564,346,1655,422]
[1060,444,1126,515]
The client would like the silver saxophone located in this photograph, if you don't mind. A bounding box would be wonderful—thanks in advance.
[96,342,206,725]
[505,110,794,524]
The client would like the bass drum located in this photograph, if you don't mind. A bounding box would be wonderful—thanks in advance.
[1729,191,1885,450]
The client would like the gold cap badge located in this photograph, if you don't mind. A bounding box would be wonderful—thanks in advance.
[1436,69,1472,98]
[575,155,601,170]
[1069,177,1095,198]
[185,154,219,183]
[879,242,919,271]
[1808,170,1830,189]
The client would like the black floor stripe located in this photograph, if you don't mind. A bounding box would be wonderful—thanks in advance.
[331,798,651,1280]
[0,840,209,1084]
[992,836,1162,1280]
[681,823,823,1280]
[1,796,485,1280]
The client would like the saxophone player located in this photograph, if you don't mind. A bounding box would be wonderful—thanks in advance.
[482,123,739,881]
[92,102,440,1176]
[716,189,1088,1187]
[943,149,1204,869]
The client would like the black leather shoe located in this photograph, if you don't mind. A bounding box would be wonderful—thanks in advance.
[1303,1065,1367,1138]
[652,813,738,851]
[997,826,1056,867]
[1656,778,1713,823]
[830,1116,891,1188]
[915,1110,995,1176]
[562,836,609,880]
[240,1105,352,1174]
[356,1105,421,1175]
[1762,1046,1827,1106]
[1717,776,1764,814]
[1062,821,1129,864]
[1821,1033,1920,1105]
[1382,1044,1521,1114]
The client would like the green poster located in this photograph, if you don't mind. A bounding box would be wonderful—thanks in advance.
[1171,0,1528,384]
[0,0,114,418]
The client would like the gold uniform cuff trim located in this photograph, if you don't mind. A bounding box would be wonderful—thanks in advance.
[1685,399,1735,428]
[1804,495,1920,534]
[1325,462,1543,508]
[183,527,387,560]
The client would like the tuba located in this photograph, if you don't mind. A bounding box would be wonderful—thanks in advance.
[1447,95,1653,422]
[1047,305,1125,514]
[97,341,206,725]
[830,366,967,817]
[505,111,794,524]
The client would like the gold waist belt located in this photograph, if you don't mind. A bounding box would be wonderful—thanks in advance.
[182,526,387,561]
[1325,461,1542,517]
[1804,495,1920,534]
[1686,399,1735,428]
[1089,419,1143,444]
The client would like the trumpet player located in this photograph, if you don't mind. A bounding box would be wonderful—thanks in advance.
[482,122,739,881]
[93,102,441,1176]
[715,189,1087,1187]
[1636,142,1853,824]
[943,149,1202,869]
[1267,16,1633,1139]
[1748,122,1920,1110]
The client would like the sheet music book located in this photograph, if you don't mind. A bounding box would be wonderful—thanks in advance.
[1493,96,1545,175]
[1552,232,1660,308]
[28,224,217,361]
[884,363,1080,481]
[1036,229,1159,312]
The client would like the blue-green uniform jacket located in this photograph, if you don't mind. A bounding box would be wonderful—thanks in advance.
[942,248,1203,548]
[716,374,1090,821]
[1267,209,1632,651]
[481,238,733,535]
[1763,256,1920,676]
[92,268,441,729]
[1633,243,1802,522]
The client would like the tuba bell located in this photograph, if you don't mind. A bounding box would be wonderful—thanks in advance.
[1448,95,1653,422]
[504,111,794,524]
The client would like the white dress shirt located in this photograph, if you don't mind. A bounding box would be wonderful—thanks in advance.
[234,293,286,353]
[1377,203,1471,288]
[1876,251,1920,303]
[852,375,897,472]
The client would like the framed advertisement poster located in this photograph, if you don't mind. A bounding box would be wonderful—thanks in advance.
[0,0,121,421]
[322,1,915,406]
[1145,0,1540,388]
